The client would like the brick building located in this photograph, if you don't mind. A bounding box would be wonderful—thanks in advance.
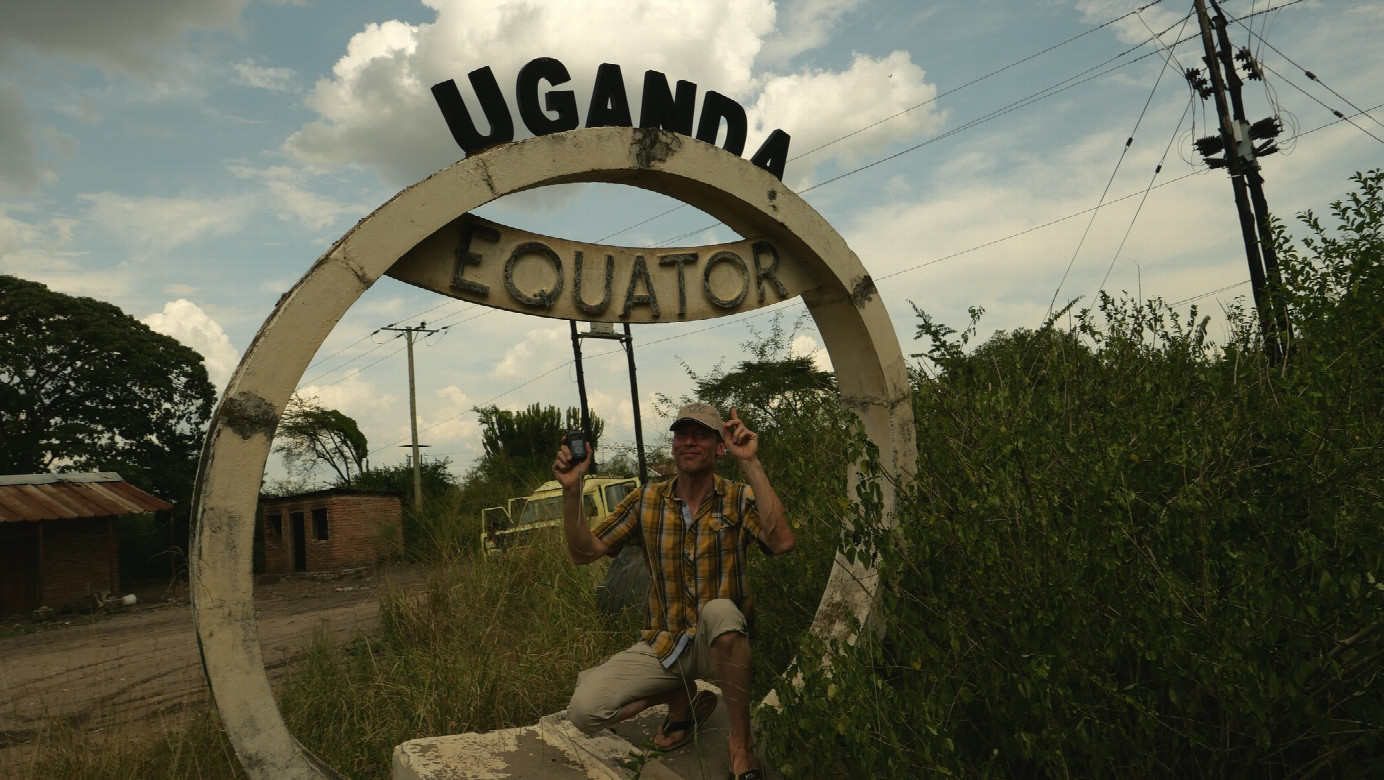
[0,472,173,617]
[261,489,403,574]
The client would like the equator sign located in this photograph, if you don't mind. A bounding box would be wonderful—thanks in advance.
[189,125,916,778]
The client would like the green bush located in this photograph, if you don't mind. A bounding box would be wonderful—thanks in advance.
[760,171,1384,778]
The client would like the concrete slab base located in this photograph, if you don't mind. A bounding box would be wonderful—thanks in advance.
[393,685,783,780]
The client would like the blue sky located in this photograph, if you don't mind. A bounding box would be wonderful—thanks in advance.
[3,0,1380,487]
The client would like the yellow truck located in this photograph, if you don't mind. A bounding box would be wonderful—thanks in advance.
[481,475,639,555]
[481,474,650,613]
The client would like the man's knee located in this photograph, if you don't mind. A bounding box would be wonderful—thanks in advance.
[566,682,617,736]
[700,599,748,641]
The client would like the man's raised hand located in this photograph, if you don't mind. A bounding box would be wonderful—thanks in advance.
[721,407,759,461]
[553,436,593,488]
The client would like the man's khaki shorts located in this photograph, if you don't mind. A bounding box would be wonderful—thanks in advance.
[565,598,747,735]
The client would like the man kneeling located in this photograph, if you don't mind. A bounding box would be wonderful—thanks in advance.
[554,403,795,780]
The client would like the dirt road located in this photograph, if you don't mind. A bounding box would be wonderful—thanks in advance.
[0,563,424,749]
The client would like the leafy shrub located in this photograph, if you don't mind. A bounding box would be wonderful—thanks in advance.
[760,171,1384,778]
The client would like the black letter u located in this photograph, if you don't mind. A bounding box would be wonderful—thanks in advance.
[431,67,515,155]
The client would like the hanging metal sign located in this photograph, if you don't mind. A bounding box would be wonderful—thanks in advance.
[388,213,810,322]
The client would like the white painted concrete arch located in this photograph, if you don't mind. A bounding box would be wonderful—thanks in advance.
[189,126,915,778]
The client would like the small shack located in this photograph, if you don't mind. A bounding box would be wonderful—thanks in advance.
[261,489,403,574]
[0,472,173,617]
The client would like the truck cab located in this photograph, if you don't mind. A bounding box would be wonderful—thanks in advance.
[481,475,638,555]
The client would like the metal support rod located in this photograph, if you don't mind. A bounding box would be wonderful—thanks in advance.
[569,320,597,472]
[623,323,648,485]
[570,321,647,484]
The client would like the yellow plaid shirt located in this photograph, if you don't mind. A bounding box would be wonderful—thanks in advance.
[592,474,762,663]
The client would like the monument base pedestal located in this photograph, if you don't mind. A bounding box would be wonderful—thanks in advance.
[393,684,783,780]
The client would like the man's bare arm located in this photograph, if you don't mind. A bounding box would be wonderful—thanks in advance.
[738,456,795,555]
[723,409,796,556]
[553,439,611,565]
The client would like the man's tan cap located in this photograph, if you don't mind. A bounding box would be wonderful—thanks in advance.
[670,402,723,433]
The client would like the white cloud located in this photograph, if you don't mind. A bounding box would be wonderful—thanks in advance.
[490,324,570,380]
[227,164,363,231]
[585,389,634,437]
[141,299,241,391]
[295,368,402,463]
[0,207,132,299]
[750,50,943,187]
[1074,0,1195,47]
[283,0,939,190]
[233,60,297,93]
[42,126,79,159]
[52,94,102,125]
[80,191,253,253]
[789,332,833,372]
[842,111,1273,344]
[757,0,865,68]
[298,368,397,414]
[418,385,482,449]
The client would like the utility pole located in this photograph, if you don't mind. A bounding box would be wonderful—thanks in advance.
[570,321,648,484]
[1190,0,1290,361]
[379,322,440,509]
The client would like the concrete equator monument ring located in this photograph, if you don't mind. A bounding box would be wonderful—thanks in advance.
[189,125,918,777]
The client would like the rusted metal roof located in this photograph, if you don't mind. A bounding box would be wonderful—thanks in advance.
[0,472,173,523]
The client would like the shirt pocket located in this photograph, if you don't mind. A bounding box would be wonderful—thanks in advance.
[704,513,742,557]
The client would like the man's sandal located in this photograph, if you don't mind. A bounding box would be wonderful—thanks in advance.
[652,689,718,751]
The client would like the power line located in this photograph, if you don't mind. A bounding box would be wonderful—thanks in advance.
[597,0,1177,244]
[1047,4,1191,315]
[369,302,802,455]
[1253,61,1384,145]
[300,3,1209,387]
[364,90,1377,461]
[1094,95,1197,296]
[1169,279,1249,307]
[329,93,1382,423]
[877,169,1203,283]
[789,0,1174,165]
[301,295,467,377]
[649,16,1201,249]
[1228,5,1384,135]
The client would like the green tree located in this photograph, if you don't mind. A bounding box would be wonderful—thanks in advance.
[476,402,603,462]
[0,275,214,490]
[349,458,457,498]
[0,276,216,580]
[472,402,603,487]
[273,395,369,486]
[679,313,835,437]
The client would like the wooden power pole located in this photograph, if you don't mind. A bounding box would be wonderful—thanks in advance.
[380,322,440,508]
[1191,0,1291,361]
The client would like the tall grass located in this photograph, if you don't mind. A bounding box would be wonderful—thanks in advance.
[7,704,244,780]
[276,538,639,777]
